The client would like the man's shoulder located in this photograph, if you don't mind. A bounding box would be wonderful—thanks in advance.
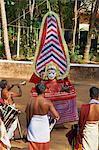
[43,98,52,105]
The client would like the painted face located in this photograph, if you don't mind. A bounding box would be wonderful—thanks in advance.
[47,69,56,80]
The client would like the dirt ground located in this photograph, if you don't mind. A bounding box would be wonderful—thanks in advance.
[2,78,99,150]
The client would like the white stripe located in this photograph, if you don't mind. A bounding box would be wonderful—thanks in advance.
[47,26,57,33]
[44,36,59,45]
[36,57,53,70]
[46,31,58,39]
[46,29,57,38]
[47,21,57,28]
[37,56,66,72]
[40,44,65,59]
[47,16,56,22]
[51,57,66,71]
[42,40,63,53]
[38,51,66,66]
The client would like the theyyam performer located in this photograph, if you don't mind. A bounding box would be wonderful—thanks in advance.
[30,10,78,125]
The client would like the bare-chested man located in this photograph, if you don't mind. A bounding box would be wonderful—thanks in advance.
[25,83,60,150]
[0,80,22,105]
[0,79,22,140]
[75,86,99,150]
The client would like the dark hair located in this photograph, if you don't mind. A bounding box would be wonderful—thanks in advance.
[0,80,7,89]
[35,83,46,95]
[90,86,99,99]
[0,109,4,121]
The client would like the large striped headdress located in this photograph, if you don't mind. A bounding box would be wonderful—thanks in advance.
[33,11,70,80]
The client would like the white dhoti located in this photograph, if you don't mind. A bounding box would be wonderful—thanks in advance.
[82,122,98,150]
[0,118,11,150]
[27,115,50,143]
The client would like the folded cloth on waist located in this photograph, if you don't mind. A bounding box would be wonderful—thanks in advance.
[82,122,98,150]
[0,118,11,149]
[27,115,50,143]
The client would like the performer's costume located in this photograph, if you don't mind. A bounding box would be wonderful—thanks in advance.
[0,103,20,140]
[30,11,78,124]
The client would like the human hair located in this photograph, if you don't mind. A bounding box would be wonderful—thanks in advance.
[0,80,7,89]
[0,109,4,121]
[90,86,99,99]
[35,83,46,95]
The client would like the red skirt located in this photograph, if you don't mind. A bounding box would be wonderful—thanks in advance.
[28,141,50,150]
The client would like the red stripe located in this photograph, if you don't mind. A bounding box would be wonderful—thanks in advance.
[36,18,47,63]
[36,58,66,73]
[44,38,59,47]
[47,28,57,35]
[36,59,53,71]
[47,17,56,24]
[39,48,66,61]
[57,21,67,60]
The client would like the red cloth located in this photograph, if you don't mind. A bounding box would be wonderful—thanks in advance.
[0,141,7,150]
[0,98,4,105]
[75,104,90,149]
[28,141,50,150]
[29,73,41,84]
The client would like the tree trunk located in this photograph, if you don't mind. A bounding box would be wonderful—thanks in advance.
[83,0,98,63]
[17,14,21,58]
[58,0,64,31]
[22,9,25,34]
[72,0,78,55]
[0,0,11,60]
[29,0,35,33]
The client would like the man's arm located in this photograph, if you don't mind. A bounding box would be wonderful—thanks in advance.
[11,84,22,97]
[25,98,34,127]
[49,101,60,121]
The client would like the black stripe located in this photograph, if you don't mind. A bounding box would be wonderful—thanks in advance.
[47,23,56,29]
[37,53,67,69]
[42,43,62,54]
[37,54,52,66]
[51,54,67,68]
[46,33,58,40]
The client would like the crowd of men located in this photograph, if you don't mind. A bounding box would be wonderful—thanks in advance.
[0,79,99,150]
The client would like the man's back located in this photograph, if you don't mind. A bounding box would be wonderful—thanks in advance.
[87,104,99,121]
[33,95,51,115]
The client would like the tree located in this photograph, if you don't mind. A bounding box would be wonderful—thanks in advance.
[83,0,98,62]
[0,0,11,60]
[72,0,78,55]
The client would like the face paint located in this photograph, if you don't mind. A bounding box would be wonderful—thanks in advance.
[47,70,56,80]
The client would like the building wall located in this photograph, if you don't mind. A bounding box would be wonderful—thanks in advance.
[0,61,98,81]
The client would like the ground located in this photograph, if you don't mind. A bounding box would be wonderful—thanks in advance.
[3,78,99,150]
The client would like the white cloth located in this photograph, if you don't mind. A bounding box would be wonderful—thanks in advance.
[0,118,11,150]
[82,122,98,150]
[7,117,18,139]
[7,103,18,139]
[27,115,50,143]
[89,99,99,104]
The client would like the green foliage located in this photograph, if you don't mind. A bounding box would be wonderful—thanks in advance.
[5,0,28,23]
[61,0,74,29]
[20,32,36,59]
[2,0,97,63]
[69,46,83,63]
[89,48,97,61]
[0,38,5,58]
